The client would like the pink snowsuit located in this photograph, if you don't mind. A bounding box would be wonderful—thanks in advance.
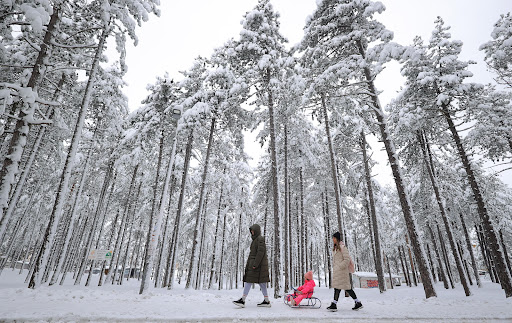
[293,279,316,305]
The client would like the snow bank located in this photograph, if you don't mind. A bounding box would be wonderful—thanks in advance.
[0,271,511,322]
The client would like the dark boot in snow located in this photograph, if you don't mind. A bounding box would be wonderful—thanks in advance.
[352,301,363,310]
[233,298,245,308]
[257,299,271,307]
[327,302,337,312]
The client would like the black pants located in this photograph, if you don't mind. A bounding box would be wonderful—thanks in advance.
[334,288,357,301]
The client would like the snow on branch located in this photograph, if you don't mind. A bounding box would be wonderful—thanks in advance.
[0,83,60,112]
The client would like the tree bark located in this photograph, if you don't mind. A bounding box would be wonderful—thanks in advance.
[360,132,386,292]
[418,132,471,296]
[218,202,228,290]
[398,246,410,287]
[299,168,305,277]
[166,130,194,290]
[74,160,114,286]
[356,40,436,298]
[320,95,343,236]
[437,224,455,289]
[499,230,512,279]
[208,169,225,288]
[427,224,449,289]
[154,168,176,287]
[139,127,166,293]
[459,213,481,288]
[323,186,332,288]
[266,69,281,298]
[152,125,180,288]
[283,124,290,293]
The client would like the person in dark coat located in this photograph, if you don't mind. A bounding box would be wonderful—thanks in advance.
[233,224,271,308]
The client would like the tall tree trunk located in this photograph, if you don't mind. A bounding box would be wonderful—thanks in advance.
[0,7,60,219]
[58,210,86,285]
[28,25,109,289]
[405,236,418,287]
[195,195,209,289]
[166,130,194,290]
[154,169,176,287]
[186,118,216,289]
[386,254,394,289]
[299,168,305,277]
[426,243,437,282]
[86,169,116,287]
[427,224,449,289]
[360,132,386,293]
[154,126,180,288]
[476,225,495,282]
[49,150,94,286]
[235,195,243,289]
[400,245,412,287]
[102,165,139,285]
[438,224,455,289]
[218,204,228,290]
[139,127,167,293]
[323,187,332,288]
[441,104,512,297]
[398,247,410,287]
[118,185,142,285]
[459,213,481,288]
[458,241,473,286]
[356,40,436,298]
[418,132,471,296]
[266,69,281,298]
[74,159,114,286]
[499,230,512,279]
[208,169,225,288]
[320,95,343,236]
[288,181,294,287]
[283,124,290,293]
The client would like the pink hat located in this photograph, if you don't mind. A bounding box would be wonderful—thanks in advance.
[305,271,313,280]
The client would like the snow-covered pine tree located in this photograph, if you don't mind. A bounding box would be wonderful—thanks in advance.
[480,13,512,88]
[298,0,436,298]
[227,0,289,298]
[399,17,512,297]
[28,0,159,289]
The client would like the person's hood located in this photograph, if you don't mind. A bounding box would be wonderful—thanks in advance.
[249,224,261,240]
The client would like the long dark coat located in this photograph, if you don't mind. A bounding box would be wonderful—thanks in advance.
[243,224,270,284]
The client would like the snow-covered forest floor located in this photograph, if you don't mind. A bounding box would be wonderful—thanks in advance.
[1,271,510,322]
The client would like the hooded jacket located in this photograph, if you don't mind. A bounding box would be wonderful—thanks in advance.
[297,279,316,295]
[244,224,270,284]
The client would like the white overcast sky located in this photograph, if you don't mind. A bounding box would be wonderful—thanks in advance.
[114,0,512,188]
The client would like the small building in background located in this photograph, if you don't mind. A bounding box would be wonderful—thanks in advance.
[352,271,403,288]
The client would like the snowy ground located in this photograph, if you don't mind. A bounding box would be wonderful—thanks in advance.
[0,271,511,322]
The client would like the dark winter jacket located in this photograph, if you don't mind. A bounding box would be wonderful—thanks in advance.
[243,224,270,284]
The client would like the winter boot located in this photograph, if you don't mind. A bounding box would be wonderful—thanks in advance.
[233,298,245,308]
[327,302,337,312]
[352,301,363,310]
[257,299,271,307]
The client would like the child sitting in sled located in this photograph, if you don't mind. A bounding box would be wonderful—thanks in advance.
[289,271,316,306]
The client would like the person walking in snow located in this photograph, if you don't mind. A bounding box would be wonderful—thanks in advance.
[327,232,363,312]
[233,224,271,308]
[289,271,316,307]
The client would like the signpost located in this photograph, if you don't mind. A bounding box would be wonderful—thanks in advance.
[88,249,113,260]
